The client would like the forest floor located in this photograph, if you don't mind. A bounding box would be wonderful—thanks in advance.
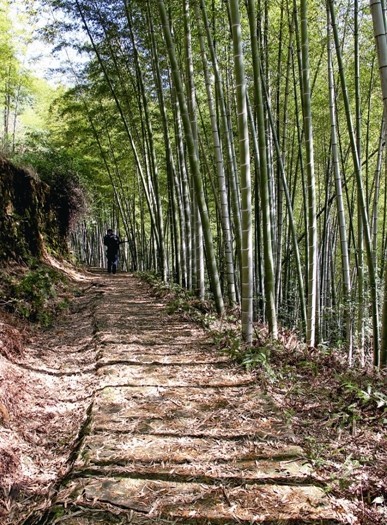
[0,263,386,525]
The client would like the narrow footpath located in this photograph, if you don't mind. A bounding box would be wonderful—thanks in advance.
[26,270,347,524]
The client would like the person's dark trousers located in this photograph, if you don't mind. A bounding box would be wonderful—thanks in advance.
[107,254,118,274]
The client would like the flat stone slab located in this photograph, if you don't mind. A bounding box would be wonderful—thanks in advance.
[57,477,340,523]
[41,514,181,525]
[96,343,230,365]
[93,384,275,419]
[98,307,166,316]
[91,385,289,438]
[93,417,291,438]
[79,434,305,464]
[74,460,311,484]
[75,434,311,483]
[95,314,195,331]
[98,330,207,345]
[97,363,255,388]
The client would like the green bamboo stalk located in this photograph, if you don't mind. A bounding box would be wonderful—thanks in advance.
[330,0,380,365]
[327,13,352,357]
[300,0,318,347]
[370,0,387,367]
[246,0,278,338]
[184,0,204,299]
[194,1,236,306]
[157,0,224,315]
[229,0,253,343]
[199,0,242,260]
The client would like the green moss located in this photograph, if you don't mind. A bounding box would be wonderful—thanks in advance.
[0,262,71,327]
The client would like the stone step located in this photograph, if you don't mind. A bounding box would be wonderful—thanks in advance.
[72,461,313,485]
[97,363,255,388]
[96,343,229,365]
[95,313,194,329]
[74,434,311,484]
[78,434,305,464]
[95,304,163,314]
[99,332,211,345]
[94,385,274,418]
[92,385,291,439]
[55,477,341,524]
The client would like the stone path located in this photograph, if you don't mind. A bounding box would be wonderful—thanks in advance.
[37,271,344,524]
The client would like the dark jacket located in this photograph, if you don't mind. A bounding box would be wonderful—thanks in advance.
[104,233,120,257]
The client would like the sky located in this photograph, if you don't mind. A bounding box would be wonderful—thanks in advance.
[11,0,87,87]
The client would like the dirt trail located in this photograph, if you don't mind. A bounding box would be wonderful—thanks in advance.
[18,270,348,524]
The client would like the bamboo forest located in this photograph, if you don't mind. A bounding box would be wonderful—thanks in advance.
[1,1,387,524]
[2,0,387,364]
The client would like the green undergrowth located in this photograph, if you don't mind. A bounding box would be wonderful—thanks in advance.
[217,328,387,522]
[0,259,75,327]
[268,344,386,520]
[140,272,387,524]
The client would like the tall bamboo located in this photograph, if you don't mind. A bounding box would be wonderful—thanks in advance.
[125,1,166,279]
[329,0,380,365]
[354,0,365,363]
[195,2,236,305]
[261,76,307,332]
[370,0,387,367]
[157,0,224,315]
[73,0,161,260]
[327,13,352,357]
[146,2,183,283]
[199,0,242,261]
[300,0,318,347]
[229,0,253,343]
[183,0,205,299]
[247,0,278,337]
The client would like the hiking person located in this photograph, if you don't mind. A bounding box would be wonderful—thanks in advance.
[103,229,121,274]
